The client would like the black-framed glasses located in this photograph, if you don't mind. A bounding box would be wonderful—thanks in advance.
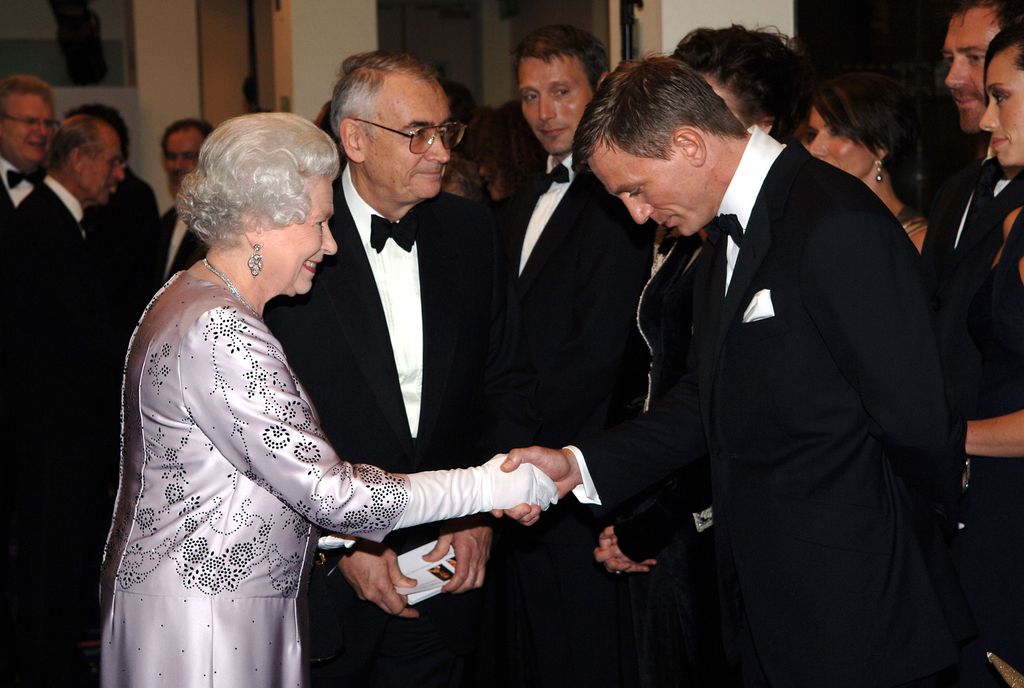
[1,113,61,130]
[353,118,466,154]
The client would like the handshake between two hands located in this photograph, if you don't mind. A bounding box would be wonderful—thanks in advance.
[488,445,584,526]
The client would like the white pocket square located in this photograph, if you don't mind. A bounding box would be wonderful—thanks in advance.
[742,288,775,323]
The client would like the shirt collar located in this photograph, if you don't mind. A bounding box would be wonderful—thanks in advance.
[547,153,576,185]
[43,175,84,223]
[717,127,785,231]
[342,164,384,248]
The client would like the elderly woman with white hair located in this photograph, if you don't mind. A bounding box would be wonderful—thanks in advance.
[99,112,555,687]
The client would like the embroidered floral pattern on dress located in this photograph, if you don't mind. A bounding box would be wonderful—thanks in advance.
[103,281,409,604]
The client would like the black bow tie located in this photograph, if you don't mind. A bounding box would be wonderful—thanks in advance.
[962,157,1004,240]
[706,213,744,247]
[7,168,44,188]
[370,213,418,253]
[536,164,570,193]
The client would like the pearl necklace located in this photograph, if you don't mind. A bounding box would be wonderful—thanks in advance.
[203,258,262,319]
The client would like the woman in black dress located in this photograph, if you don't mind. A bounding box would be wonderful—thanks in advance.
[958,24,1024,687]
[592,25,814,687]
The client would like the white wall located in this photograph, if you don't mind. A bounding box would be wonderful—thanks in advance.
[132,0,201,211]
[608,0,795,67]
[289,0,377,121]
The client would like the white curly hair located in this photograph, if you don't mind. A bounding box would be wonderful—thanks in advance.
[177,112,339,247]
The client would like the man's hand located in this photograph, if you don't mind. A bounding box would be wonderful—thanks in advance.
[337,540,419,618]
[594,525,657,574]
[422,515,493,594]
[502,445,582,497]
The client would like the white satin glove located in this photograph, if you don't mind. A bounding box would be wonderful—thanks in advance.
[394,454,558,530]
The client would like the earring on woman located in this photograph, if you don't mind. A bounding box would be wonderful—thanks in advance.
[875,160,884,183]
[247,243,263,277]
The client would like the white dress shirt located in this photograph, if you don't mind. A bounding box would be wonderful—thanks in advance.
[953,156,1012,249]
[164,216,190,279]
[568,127,784,505]
[43,175,85,238]
[519,154,576,275]
[1,155,37,208]
[342,165,424,438]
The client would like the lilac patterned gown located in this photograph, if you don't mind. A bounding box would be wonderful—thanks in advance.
[100,274,410,687]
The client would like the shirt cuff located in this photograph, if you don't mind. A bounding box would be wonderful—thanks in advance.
[565,445,601,505]
[318,534,358,550]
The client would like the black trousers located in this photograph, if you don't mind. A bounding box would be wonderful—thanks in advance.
[311,613,463,688]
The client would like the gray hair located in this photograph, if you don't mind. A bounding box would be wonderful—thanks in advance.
[47,115,113,171]
[329,51,440,136]
[177,112,340,247]
[0,74,54,112]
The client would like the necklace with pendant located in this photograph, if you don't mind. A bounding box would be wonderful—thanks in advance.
[203,258,262,319]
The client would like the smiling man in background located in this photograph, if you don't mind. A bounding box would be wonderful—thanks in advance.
[0,75,56,229]
[494,24,653,688]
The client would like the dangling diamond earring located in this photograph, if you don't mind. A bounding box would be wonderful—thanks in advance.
[875,160,884,183]
[247,243,263,277]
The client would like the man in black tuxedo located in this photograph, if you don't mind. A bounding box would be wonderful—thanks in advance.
[506,57,973,687]
[67,103,161,346]
[0,75,56,230]
[266,52,537,687]
[3,114,126,685]
[925,0,1024,421]
[0,71,56,685]
[495,24,651,687]
[155,117,212,286]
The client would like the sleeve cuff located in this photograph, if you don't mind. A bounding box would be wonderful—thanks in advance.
[565,445,601,505]
[318,534,358,550]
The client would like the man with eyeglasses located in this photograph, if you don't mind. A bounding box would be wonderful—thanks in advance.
[0,74,57,229]
[494,25,653,687]
[157,117,212,285]
[3,114,127,685]
[266,51,538,688]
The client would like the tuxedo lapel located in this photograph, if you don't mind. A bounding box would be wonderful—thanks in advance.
[413,202,460,464]
[715,204,772,355]
[501,185,540,272]
[0,183,14,228]
[695,237,727,416]
[517,174,594,295]
[955,175,1024,258]
[326,195,415,455]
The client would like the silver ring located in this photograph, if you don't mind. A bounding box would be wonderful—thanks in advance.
[613,570,623,576]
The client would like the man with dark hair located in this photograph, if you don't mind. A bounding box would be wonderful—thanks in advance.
[672,25,814,142]
[157,117,213,284]
[506,55,973,687]
[497,23,652,687]
[3,114,126,685]
[925,0,1024,463]
[0,74,56,228]
[267,51,537,688]
[66,103,161,343]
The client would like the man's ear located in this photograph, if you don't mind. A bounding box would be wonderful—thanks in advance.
[339,119,368,164]
[68,147,86,174]
[672,127,707,167]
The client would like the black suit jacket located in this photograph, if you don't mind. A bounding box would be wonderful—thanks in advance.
[921,161,1024,418]
[2,183,123,675]
[0,181,14,231]
[498,171,652,447]
[84,167,161,346]
[266,185,538,654]
[578,145,973,687]
[156,208,206,288]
